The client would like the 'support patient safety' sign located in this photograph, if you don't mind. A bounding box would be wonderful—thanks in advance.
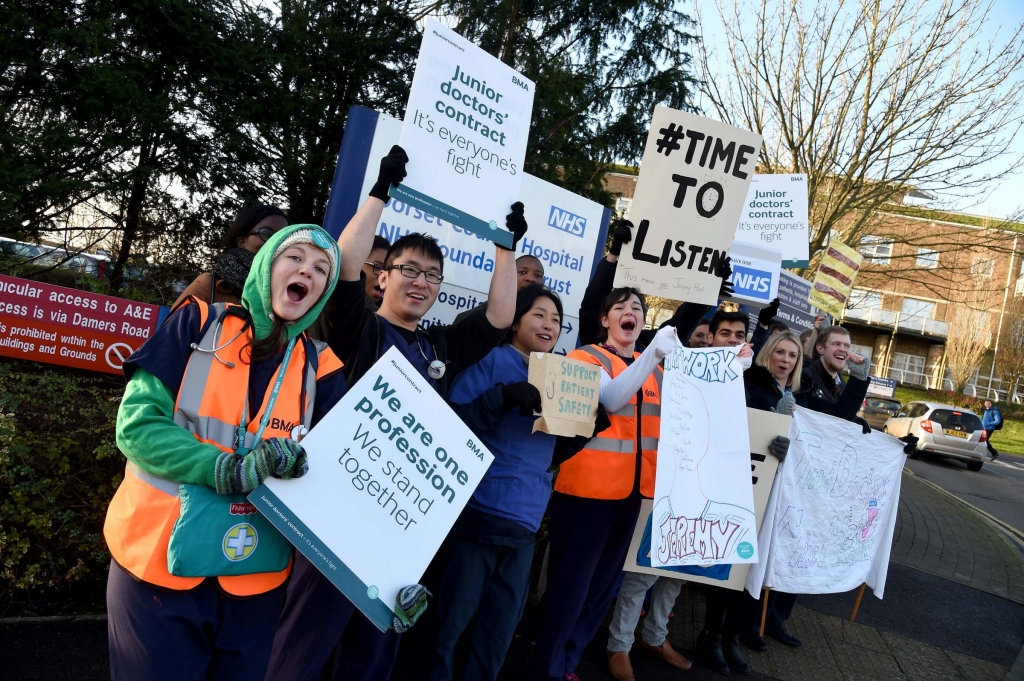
[251,348,494,631]
[527,352,600,437]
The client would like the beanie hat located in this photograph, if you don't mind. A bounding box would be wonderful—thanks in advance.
[272,228,339,284]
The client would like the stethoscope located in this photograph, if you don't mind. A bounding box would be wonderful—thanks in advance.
[189,308,248,369]
[414,332,447,380]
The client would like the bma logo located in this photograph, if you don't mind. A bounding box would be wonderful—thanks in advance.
[547,205,586,238]
[730,265,773,301]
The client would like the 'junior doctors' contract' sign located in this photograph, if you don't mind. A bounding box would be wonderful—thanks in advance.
[251,348,494,631]
[614,107,764,305]
[652,344,758,567]
[395,18,535,248]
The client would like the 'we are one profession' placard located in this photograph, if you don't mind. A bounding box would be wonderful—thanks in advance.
[395,18,535,248]
[251,348,494,631]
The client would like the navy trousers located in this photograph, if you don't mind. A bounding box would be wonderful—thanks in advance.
[106,560,285,681]
[737,589,798,637]
[264,553,401,681]
[529,492,643,681]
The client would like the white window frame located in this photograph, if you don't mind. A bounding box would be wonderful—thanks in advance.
[859,236,893,265]
[972,257,995,279]
[900,297,935,321]
[916,248,938,268]
[849,288,882,310]
[891,352,927,386]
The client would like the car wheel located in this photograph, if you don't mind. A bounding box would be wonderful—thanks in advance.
[967,460,983,472]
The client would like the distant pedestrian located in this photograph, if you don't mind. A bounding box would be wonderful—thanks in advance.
[982,399,1003,461]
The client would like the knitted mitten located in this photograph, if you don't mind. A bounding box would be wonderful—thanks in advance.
[774,390,796,416]
[847,357,870,381]
[392,584,431,633]
[213,437,307,494]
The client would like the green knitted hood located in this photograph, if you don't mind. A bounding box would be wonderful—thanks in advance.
[241,223,340,341]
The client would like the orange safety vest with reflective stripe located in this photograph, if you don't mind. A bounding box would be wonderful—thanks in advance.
[554,344,662,500]
[104,299,343,595]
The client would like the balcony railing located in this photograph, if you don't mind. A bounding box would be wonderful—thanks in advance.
[842,306,948,337]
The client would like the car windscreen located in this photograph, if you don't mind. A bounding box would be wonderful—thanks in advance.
[929,409,982,433]
[865,398,901,411]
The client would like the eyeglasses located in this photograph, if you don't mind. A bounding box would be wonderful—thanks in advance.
[248,227,278,242]
[385,264,444,285]
[364,261,384,275]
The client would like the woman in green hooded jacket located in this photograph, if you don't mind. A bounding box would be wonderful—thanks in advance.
[103,225,347,680]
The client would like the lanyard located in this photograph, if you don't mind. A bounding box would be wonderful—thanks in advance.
[234,336,298,456]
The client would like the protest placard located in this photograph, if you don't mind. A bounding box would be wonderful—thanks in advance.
[739,270,824,333]
[346,110,607,355]
[613,107,763,305]
[808,239,864,316]
[723,240,782,308]
[0,274,162,374]
[736,174,809,268]
[250,347,494,631]
[652,344,758,567]
[625,408,789,590]
[394,19,535,248]
[745,407,905,598]
[526,352,600,437]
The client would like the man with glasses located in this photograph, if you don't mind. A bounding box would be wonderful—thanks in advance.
[265,145,528,681]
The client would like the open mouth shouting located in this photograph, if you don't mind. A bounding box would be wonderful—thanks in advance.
[620,318,638,334]
[287,282,309,303]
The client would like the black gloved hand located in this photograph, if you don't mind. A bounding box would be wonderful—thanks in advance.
[369,145,408,201]
[608,220,633,256]
[502,381,541,415]
[758,298,781,328]
[591,404,611,437]
[716,256,734,298]
[498,201,528,251]
[769,435,790,462]
[853,416,871,435]
[899,434,919,455]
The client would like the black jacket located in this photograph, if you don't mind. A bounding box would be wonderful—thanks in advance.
[744,363,868,420]
[798,359,869,421]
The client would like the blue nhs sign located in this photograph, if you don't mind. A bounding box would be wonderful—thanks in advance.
[547,205,586,238]
[730,266,773,301]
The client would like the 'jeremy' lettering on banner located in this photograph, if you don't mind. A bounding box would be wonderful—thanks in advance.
[614,107,763,305]
[395,19,535,248]
[251,348,493,632]
[736,174,809,268]
[527,352,600,437]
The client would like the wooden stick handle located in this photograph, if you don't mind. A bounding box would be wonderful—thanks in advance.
[850,583,867,622]
[759,587,770,637]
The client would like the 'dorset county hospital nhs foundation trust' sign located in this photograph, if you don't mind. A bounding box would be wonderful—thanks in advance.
[0,274,161,374]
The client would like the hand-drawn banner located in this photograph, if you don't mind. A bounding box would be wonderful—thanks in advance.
[527,352,600,437]
[652,345,757,567]
[625,408,789,590]
[395,18,535,247]
[613,107,763,305]
[745,407,906,598]
[735,174,809,268]
[808,239,863,317]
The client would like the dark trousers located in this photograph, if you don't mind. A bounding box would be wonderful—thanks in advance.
[422,530,535,681]
[529,493,643,681]
[984,430,998,456]
[106,560,285,681]
[736,589,799,637]
[264,553,401,681]
[702,586,741,638]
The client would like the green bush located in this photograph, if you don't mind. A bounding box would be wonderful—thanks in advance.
[0,358,124,612]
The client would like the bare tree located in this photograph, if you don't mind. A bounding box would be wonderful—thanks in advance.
[995,294,1024,399]
[696,0,1024,282]
[945,276,993,392]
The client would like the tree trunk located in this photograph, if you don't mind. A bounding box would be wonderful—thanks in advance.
[108,139,155,294]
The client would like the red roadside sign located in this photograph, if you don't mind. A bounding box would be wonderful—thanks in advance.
[0,274,162,375]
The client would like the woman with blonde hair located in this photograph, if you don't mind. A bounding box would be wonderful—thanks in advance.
[744,330,804,411]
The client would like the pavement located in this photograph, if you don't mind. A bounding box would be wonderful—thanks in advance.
[3,466,1023,681]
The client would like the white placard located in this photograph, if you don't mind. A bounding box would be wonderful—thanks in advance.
[735,174,810,268]
[614,107,763,305]
[653,345,757,567]
[745,407,905,598]
[723,240,782,308]
[394,19,535,247]
[251,348,494,631]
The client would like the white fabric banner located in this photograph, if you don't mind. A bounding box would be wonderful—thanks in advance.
[745,407,906,598]
[653,345,757,567]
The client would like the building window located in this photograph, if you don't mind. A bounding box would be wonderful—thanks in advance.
[859,236,893,265]
[972,257,995,279]
[850,344,874,365]
[848,288,882,309]
[900,297,935,321]
[615,197,632,213]
[916,249,938,268]
[891,352,926,386]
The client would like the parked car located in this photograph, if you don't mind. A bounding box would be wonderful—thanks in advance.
[857,397,903,430]
[883,401,987,471]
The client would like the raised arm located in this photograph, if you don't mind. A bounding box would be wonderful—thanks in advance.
[337,145,408,281]
[484,202,528,330]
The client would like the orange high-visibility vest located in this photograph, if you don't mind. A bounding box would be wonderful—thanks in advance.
[554,345,662,500]
[104,300,343,596]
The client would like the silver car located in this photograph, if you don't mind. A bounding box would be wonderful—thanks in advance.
[883,401,988,471]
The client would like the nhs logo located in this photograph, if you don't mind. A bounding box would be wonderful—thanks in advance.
[547,205,586,238]
[730,266,773,301]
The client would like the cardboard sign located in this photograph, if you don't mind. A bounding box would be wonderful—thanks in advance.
[354,111,606,355]
[527,352,600,437]
[746,407,905,598]
[739,270,823,333]
[624,408,789,591]
[736,174,810,268]
[252,348,494,631]
[808,239,863,316]
[613,107,763,305]
[0,274,161,374]
[653,344,757,567]
[395,19,535,248]
[723,240,782,308]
